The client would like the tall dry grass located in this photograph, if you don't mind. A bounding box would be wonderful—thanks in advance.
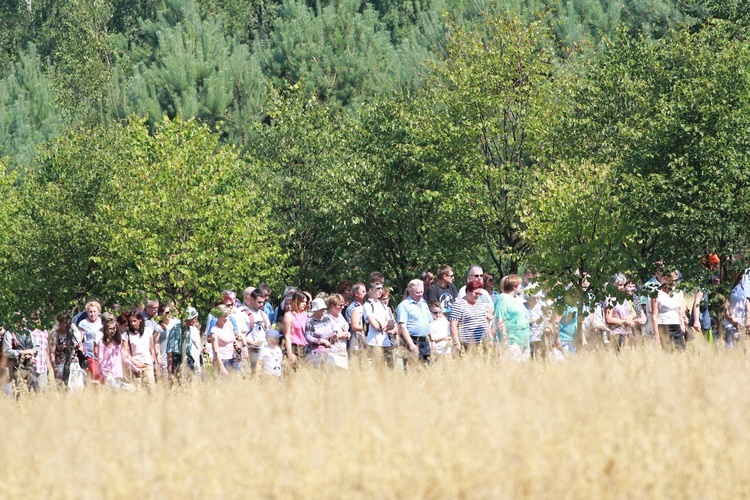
[2,342,750,498]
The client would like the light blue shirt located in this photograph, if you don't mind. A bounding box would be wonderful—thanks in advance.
[396,297,432,338]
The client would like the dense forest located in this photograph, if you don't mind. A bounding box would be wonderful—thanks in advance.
[0,0,749,318]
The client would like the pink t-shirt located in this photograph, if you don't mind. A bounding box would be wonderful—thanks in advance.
[212,323,237,361]
[288,312,309,346]
[99,341,123,378]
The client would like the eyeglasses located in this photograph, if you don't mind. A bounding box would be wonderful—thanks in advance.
[471,274,484,278]
[446,274,454,277]
[163,309,171,314]
[373,286,383,290]
[430,310,440,315]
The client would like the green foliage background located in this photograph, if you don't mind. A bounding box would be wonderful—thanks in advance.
[0,0,748,320]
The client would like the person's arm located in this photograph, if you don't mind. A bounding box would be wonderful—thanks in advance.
[449,319,461,348]
[304,321,324,346]
[396,303,417,351]
[212,331,228,376]
[651,298,661,345]
[149,334,160,374]
[3,333,21,360]
[282,314,297,363]
[692,291,703,330]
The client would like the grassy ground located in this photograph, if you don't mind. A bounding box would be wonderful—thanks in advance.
[2,342,749,498]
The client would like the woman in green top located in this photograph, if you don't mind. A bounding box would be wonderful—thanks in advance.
[494,274,531,362]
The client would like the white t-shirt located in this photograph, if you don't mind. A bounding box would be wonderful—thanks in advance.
[363,300,392,347]
[656,290,682,325]
[258,345,282,377]
[126,330,154,366]
[77,318,103,359]
[244,308,269,348]
[429,316,452,355]
[725,284,747,328]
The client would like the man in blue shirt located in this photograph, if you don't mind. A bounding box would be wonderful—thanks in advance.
[396,279,433,366]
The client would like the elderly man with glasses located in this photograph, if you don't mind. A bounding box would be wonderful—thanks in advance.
[396,279,434,367]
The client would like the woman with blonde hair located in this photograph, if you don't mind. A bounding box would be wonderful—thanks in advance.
[325,294,350,369]
[210,305,242,376]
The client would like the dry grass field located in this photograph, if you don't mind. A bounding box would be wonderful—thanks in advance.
[2,342,750,498]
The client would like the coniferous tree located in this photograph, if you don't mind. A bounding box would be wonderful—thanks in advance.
[108,0,267,149]
[0,45,61,170]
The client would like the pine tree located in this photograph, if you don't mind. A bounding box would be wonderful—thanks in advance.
[0,44,61,171]
[108,0,267,149]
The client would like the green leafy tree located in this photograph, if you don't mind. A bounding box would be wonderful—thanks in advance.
[346,93,474,289]
[523,160,637,332]
[426,11,573,276]
[250,86,352,290]
[19,119,284,318]
[559,23,750,279]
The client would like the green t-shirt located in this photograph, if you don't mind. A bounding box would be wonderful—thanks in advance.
[494,294,530,347]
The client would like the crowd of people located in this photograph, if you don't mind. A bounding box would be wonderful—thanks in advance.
[0,261,745,396]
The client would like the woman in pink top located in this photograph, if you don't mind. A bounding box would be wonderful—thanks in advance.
[99,313,124,389]
[282,291,309,367]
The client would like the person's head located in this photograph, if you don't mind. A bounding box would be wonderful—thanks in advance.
[522,267,535,286]
[185,306,199,325]
[466,266,484,284]
[502,274,522,295]
[407,279,424,302]
[101,312,120,345]
[84,301,101,322]
[258,284,273,302]
[610,273,627,292]
[367,278,384,300]
[525,293,538,308]
[158,302,174,319]
[116,311,129,333]
[350,283,366,304]
[464,280,483,304]
[144,298,159,318]
[436,265,454,285]
[483,273,496,293]
[127,310,145,335]
[625,279,636,295]
[369,272,385,285]
[310,298,327,319]
[291,291,308,314]
[212,304,231,323]
[266,329,281,347]
[336,280,352,300]
[303,292,313,310]
[428,300,443,320]
[55,313,69,330]
[420,270,434,289]
[243,286,256,305]
[326,294,346,315]
[221,289,236,308]
[249,288,266,310]
[380,287,391,307]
